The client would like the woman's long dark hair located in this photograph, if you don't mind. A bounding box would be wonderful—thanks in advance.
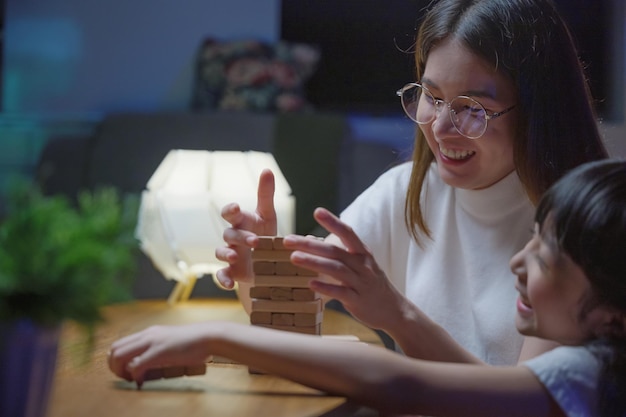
[405,0,609,243]
[535,159,626,417]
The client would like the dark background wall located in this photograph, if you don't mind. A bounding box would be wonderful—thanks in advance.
[3,0,622,120]
[0,0,624,183]
[280,0,620,120]
[3,0,280,114]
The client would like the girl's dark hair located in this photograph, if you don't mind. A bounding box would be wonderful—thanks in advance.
[405,0,609,243]
[535,159,626,417]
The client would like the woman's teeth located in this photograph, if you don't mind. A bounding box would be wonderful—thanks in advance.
[440,146,475,160]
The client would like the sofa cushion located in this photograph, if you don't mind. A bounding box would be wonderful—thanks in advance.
[86,111,275,193]
[191,39,320,112]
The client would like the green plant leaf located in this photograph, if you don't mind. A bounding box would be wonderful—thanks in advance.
[0,177,139,328]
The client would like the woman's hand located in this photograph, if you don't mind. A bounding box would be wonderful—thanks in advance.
[214,169,278,289]
[283,207,406,331]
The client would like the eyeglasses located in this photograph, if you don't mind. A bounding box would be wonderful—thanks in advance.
[396,83,516,139]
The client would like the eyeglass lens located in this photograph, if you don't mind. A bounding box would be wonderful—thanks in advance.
[401,84,487,139]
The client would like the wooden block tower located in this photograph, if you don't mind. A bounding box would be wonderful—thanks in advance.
[250,236,324,336]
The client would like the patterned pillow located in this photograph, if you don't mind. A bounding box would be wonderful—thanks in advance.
[191,38,320,112]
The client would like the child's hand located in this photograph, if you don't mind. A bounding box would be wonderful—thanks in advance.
[108,322,215,388]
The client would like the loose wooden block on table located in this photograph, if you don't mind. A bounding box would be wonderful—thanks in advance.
[144,364,207,381]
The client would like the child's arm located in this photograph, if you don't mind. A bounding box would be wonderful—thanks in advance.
[108,322,563,417]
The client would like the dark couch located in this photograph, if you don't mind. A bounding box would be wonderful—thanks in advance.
[36,110,405,300]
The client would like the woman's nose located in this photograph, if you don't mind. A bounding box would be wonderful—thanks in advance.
[431,106,458,139]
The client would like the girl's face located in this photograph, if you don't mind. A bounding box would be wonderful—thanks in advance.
[420,38,518,190]
[509,223,605,345]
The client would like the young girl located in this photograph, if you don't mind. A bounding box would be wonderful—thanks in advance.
[109,159,626,417]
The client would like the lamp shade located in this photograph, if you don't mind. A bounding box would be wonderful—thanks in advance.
[136,149,295,283]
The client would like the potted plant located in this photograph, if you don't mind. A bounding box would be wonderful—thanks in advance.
[0,178,139,417]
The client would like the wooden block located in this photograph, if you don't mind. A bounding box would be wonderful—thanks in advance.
[142,364,206,381]
[254,275,312,288]
[275,261,299,275]
[253,261,275,275]
[143,368,164,381]
[272,237,285,250]
[251,299,323,314]
[256,236,287,250]
[270,287,293,300]
[273,262,318,276]
[248,366,266,375]
[252,250,292,261]
[259,323,321,335]
[256,236,275,250]
[211,356,239,364]
[294,311,324,327]
[162,366,186,378]
[271,313,295,326]
[249,286,272,299]
[295,266,318,276]
[184,364,207,376]
[292,288,318,301]
[250,311,272,324]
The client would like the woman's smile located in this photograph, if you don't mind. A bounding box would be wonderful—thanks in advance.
[439,145,476,161]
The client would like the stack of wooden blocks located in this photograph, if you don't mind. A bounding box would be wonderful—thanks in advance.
[250,236,323,336]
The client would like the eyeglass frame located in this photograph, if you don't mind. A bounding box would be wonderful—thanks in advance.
[396,82,517,139]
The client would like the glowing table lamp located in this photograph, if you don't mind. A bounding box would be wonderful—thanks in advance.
[136,149,295,304]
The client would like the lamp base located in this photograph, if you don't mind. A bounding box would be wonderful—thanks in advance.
[167,275,197,305]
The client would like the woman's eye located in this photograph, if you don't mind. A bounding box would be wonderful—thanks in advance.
[423,95,436,105]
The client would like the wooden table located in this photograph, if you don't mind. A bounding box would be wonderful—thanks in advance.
[48,299,383,417]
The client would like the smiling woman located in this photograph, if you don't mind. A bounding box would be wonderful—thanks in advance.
[217,0,609,372]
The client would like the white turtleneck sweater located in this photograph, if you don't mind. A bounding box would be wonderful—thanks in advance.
[340,161,535,365]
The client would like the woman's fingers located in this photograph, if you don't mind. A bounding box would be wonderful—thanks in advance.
[220,169,278,236]
[308,279,358,303]
[214,228,261,287]
[312,208,369,255]
[284,239,366,298]
[214,169,280,289]
[255,169,278,235]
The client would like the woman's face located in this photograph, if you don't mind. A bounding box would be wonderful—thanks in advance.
[420,38,518,190]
